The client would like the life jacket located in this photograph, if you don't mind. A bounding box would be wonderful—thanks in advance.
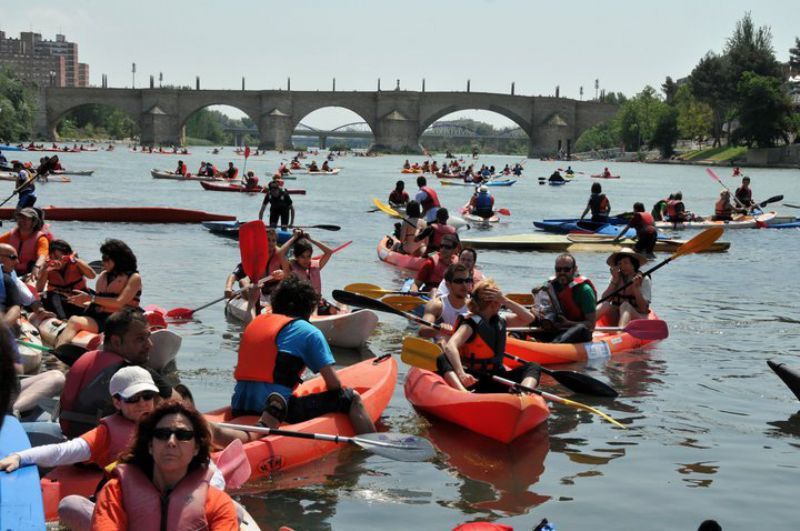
[94,413,137,469]
[8,228,50,275]
[735,186,752,204]
[59,350,126,438]
[456,313,506,374]
[420,253,450,290]
[245,176,259,188]
[419,186,440,214]
[115,463,212,531]
[715,199,733,218]
[588,194,609,218]
[632,211,655,235]
[474,192,493,213]
[666,199,680,219]
[227,167,238,179]
[430,223,456,248]
[178,163,187,175]
[290,259,322,295]
[93,271,142,314]
[234,313,305,388]
[46,260,87,292]
[552,276,597,322]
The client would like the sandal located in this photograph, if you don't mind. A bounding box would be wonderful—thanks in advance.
[262,392,288,424]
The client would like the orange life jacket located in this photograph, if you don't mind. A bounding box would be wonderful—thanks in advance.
[715,199,732,218]
[554,276,596,322]
[456,314,506,374]
[115,463,212,531]
[8,228,50,275]
[47,260,87,292]
[234,313,305,388]
[94,413,137,468]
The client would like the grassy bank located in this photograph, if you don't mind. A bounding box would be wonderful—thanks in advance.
[677,146,747,162]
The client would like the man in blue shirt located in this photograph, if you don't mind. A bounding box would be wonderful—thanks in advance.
[230,276,375,434]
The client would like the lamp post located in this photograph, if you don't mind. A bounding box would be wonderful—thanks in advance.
[131,63,136,88]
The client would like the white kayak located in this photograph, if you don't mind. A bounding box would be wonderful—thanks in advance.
[150,169,226,182]
[53,170,94,176]
[224,298,378,349]
[303,169,341,175]
[655,211,775,230]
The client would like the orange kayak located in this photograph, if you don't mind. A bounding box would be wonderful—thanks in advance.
[505,311,662,366]
[40,356,396,521]
[376,235,427,271]
[404,367,549,443]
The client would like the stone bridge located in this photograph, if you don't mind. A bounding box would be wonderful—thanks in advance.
[34,87,618,156]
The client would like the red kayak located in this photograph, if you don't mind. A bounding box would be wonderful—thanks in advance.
[199,181,306,195]
[590,174,621,179]
[0,206,236,223]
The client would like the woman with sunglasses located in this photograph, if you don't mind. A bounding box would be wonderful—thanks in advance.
[91,400,238,530]
[440,278,541,393]
[56,239,142,348]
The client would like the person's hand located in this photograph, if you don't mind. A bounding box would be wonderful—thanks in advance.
[438,323,454,334]
[0,454,21,473]
[480,286,503,304]
[457,371,478,388]
[632,273,643,287]
[292,228,304,238]
[224,288,234,299]
[270,270,286,281]
[67,290,91,306]
[610,266,621,282]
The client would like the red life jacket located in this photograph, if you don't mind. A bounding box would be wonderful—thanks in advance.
[46,260,87,292]
[666,200,679,219]
[179,163,187,175]
[456,314,506,374]
[234,313,305,388]
[555,276,597,322]
[419,253,449,289]
[419,186,440,213]
[59,350,126,437]
[8,228,50,275]
[94,413,137,468]
[290,259,322,295]
[430,223,456,248]
[115,463,212,531]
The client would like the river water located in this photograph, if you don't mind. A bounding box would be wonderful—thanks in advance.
[18,148,800,530]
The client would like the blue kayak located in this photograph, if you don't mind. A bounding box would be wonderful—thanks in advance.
[485,179,517,187]
[532,220,633,237]
[0,416,46,530]
[542,216,632,226]
[201,221,291,242]
[0,144,26,152]
[766,220,800,229]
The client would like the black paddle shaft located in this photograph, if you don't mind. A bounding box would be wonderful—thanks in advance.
[597,258,672,304]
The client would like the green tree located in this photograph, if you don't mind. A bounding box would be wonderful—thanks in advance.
[0,67,37,141]
[690,52,730,147]
[733,72,792,147]
[613,86,665,151]
[661,76,678,104]
[675,85,713,146]
[650,106,679,158]
[574,121,619,152]
[724,12,782,82]
[790,37,800,74]
[185,109,225,144]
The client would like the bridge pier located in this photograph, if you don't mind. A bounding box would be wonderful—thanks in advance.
[371,116,422,154]
[258,112,292,151]
[140,109,181,147]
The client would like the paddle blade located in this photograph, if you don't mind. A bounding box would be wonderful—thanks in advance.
[497,208,511,216]
[215,439,251,489]
[166,307,194,319]
[344,282,386,299]
[543,368,618,398]
[401,336,440,371]
[380,295,426,312]
[705,167,723,183]
[759,194,783,207]
[310,224,341,231]
[239,220,268,282]
[352,432,436,462]
[506,293,533,305]
[671,227,724,259]
[624,319,669,340]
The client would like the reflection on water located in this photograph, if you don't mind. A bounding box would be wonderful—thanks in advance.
[766,411,800,440]
[677,461,719,488]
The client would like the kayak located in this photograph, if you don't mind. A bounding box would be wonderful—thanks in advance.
[377,235,428,271]
[435,172,464,179]
[53,170,94,176]
[655,211,776,230]
[0,416,46,529]
[404,367,549,443]
[768,360,800,401]
[202,221,292,242]
[199,181,306,195]
[0,144,26,151]
[766,220,800,229]
[591,174,621,179]
[136,150,191,155]
[401,168,424,173]
[303,169,340,175]
[460,204,500,224]
[40,357,395,520]
[371,198,469,230]
[533,220,637,238]
[505,311,663,366]
[0,172,71,183]
[0,206,236,223]
[441,179,516,187]
[205,356,396,481]
[224,299,378,349]
[150,169,223,182]
[460,233,731,253]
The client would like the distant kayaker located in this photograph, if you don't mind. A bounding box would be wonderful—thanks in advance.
[469,186,495,219]
[388,180,409,208]
[243,171,259,189]
[565,166,575,176]
[440,278,541,393]
[734,176,755,210]
[403,159,411,170]
[580,183,610,222]
[419,263,471,342]
[732,167,742,177]
[530,253,597,344]
[12,161,36,209]
[665,192,691,223]
[259,181,295,229]
[223,162,238,180]
[602,167,612,178]
[651,197,669,221]
[596,249,651,328]
[713,190,734,221]
[512,163,523,177]
[175,160,187,176]
[57,239,143,348]
[612,202,657,257]
[321,160,332,172]
[411,233,459,294]
[308,160,320,172]
[548,170,565,183]
[415,176,441,223]
[223,276,376,434]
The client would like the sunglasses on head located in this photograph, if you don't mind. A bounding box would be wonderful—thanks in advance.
[119,391,157,404]
[152,427,195,441]
[450,277,473,285]
[555,266,573,273]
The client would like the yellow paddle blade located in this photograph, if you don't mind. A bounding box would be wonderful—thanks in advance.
[506,293,533,305]
[372,198,401,218]
[381,295,426,312]
[671,227,724,259]
[400,336,440,371]
[540,391,626,429]
[344,283,386,299]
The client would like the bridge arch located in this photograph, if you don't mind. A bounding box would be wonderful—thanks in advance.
[289,105,376,136]
[418,104,531,138]
[178,102,261,145]
[49,101,140,141]
[291,108,375,149]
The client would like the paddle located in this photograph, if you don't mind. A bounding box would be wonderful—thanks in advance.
[287,224,341,231]
[166,275,274,320]
[214,439,251,489]
[380,295,428,311]
[401,335,618,398]
[214,423,435,462]
[783,203,800,209]
[239,220,269,284]
[597,227,724,304]
[497,208,511,216]
[344,282,429,298]
[507,319,669,341]
[706,168,781,213]
[506,293,533,305]
[400,337,623,421]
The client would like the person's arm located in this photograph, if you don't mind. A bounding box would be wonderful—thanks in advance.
[630,275,650,313]
[0,437,91,471]
[580,202,590,220]
[224,273,238,299]
[205,488,240,531]
[411,260,433,292]
[91,478,128,529]
[70,273,142,311]
[443,323,477,388]
[258,196,268,220]
[307,236,333,269]
[288,205,295,227]
[600,268,623,299]
[613,221,633,242]
[74,258,97,280]
[419,298,445,339]
[501,294,537,328]
[319,364,342,392]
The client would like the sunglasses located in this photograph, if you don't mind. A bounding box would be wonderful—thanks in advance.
[439,245,455,250]
[450,277,474,285]
[0,254,19,260]
[555,266,573,273]
[152,427,195,441]
[120,391,157,404]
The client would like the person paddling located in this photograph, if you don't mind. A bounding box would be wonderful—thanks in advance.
[548,170,565,183]
[713,190,734,221]
[596,248,651,328]
[12,161,36,209]
[580,183,610,222]
[175,160,187,176]
[415,176,441,223]
[734,176,755,212]
[286,231,338,315]
[243,170,259,190]
[612,202,657,258]
[469,186,495,219]
[392,200,426,256]
[422,208,457,253]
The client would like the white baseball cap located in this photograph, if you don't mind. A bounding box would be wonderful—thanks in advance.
[109,366,159,399]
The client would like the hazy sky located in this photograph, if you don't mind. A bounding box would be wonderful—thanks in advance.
[4,0,799,128]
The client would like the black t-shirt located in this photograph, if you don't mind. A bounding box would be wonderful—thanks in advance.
[264,190,293,211]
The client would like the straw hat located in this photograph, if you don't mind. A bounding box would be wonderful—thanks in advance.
[606,247,648,268]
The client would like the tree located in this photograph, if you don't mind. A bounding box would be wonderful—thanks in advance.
[724,12,782,82]
[661,76,678,104]
[733,71,792,147]
[790,37,800,74]
[0,67,37,141]
[690,52,729,147]
[650,106,679,158]
[574,121,619,152]
[675,85,713,146]
[613,86,664,151]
